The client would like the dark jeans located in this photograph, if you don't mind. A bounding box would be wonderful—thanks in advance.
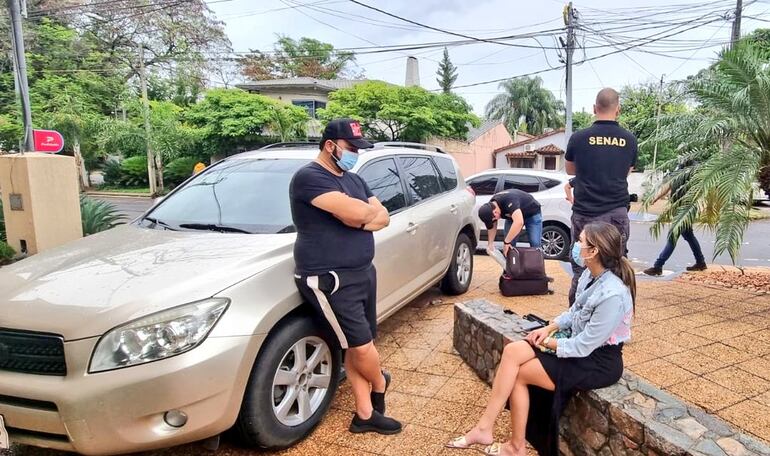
[654,227,705,269]
[569,207,630,305]
[504,212,543,248]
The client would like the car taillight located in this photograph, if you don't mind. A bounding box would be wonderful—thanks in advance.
[466,187,476,197]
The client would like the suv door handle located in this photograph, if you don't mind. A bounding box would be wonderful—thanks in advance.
[449,204,458,214]
[406,222,419,234]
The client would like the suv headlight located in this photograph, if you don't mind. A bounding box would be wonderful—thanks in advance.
[89,298,229,373]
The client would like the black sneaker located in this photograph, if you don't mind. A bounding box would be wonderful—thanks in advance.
[371,370,391,414]
[643,267,663,276]
[349,410,402,435]
[686,263,707,272]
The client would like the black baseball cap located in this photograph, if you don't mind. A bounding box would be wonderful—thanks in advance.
[321,118,374,149]
[478,202,496,230]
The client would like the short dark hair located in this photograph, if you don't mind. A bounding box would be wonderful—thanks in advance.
[595,88,620,112]
[478,202,495,230]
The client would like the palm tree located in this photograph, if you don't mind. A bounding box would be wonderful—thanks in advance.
[646,41,770,262]
[484,76,565,135]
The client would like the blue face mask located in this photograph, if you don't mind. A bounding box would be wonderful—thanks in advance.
[332,143,358,171]
[572,241,585,267]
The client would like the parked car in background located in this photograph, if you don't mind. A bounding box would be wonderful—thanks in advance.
[0,143,478,455]
[466,169,572,260]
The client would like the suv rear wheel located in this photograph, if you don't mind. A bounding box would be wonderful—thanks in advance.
[235,315,341,449]
[441,233,474,295]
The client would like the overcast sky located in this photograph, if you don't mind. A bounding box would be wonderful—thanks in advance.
[209,0,770,115]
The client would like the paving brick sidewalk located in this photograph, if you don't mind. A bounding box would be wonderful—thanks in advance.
[263,256,770,456]
[9,256,769,456]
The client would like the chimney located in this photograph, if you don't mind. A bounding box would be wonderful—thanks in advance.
[405,56,420,87]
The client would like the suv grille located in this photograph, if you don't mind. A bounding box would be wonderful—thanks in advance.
[0,329,66,376]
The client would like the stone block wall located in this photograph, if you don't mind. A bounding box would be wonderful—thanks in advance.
[453,299,770,456]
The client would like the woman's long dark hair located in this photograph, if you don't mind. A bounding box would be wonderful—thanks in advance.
[583,221,636,309]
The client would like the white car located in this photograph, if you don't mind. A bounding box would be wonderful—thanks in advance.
[466,169,572,260]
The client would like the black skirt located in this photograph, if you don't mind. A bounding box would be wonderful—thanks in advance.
[525,344,624,456]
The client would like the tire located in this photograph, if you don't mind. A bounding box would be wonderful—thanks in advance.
[541,225,570,261]
[441,233,474,295]
[235,314,342,450]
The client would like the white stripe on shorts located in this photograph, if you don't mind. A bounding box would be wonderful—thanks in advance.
[306,275,349,349]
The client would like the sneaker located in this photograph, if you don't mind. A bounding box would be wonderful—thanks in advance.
[349,410,402,435]
[643,267,663,276]
[686,263,707,272]
[371,370,391,414]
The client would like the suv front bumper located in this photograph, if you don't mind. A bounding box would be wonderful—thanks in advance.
[0,333,264,455]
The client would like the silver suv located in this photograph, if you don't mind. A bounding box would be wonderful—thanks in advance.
[0,142,478,455]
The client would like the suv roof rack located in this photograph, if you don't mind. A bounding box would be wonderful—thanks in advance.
[259,142,317,150]
[373,142,446,154]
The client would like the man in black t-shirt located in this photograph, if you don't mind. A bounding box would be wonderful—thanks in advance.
[565,88,638,304]
[290,119,401,435]
[478,189,543,257]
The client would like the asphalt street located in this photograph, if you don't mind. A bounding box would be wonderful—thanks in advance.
[93,195,770,275]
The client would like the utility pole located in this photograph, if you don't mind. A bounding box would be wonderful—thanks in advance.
[731,0,743,48]
[652,74,665,172]
[7,0,34,152]
[564,2,576,142]
[138,45,159,196]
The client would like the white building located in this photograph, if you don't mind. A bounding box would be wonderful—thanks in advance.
[492,129,567,171]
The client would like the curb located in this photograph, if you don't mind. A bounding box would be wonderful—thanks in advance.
[84,192,153,199]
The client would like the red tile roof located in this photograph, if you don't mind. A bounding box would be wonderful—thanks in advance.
[494,128,565,154]
[534,144,564,155]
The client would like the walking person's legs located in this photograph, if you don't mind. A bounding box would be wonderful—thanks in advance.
[681,227,707,270]
[644,229,679,276]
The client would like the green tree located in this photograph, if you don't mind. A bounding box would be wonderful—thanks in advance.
[485,76,564,135]
[572,110,594,131]
[743,28,770,57]
[436,47,458,93]
[618,83,687,171]
[319,81,479,142]
[240,36,357,80]
[185,88,309,155]
[646,42,770,262]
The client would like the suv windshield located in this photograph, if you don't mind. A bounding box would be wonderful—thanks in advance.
[146,158,310,234]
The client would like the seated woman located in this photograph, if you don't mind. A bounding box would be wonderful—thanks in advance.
[447,221,635,456]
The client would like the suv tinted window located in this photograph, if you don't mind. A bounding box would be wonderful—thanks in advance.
[357,158,407,213]
[503,175,542,193]
[148,158,309,234]
[433,156,458,190]
[543,178,561,189]
[399,156,443,203]
[468,176,498,195]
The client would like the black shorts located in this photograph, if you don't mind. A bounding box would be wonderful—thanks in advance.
[294,265,377,349]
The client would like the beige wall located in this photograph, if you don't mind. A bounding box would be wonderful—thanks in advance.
[0,153,82,255]
[429,124,513,178]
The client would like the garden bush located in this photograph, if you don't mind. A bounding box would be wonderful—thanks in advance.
[80,196,126,235]
[164,156,200,188]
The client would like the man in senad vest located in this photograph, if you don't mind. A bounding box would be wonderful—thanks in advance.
[565,88,638,305]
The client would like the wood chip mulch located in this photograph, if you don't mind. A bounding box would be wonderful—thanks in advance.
[679,269,770,294]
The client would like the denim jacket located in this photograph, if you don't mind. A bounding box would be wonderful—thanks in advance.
[554,269,633,358]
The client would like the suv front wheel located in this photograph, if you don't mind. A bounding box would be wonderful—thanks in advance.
[441,233,474,295]
[541,225,569,261]
[235,315,342,449]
